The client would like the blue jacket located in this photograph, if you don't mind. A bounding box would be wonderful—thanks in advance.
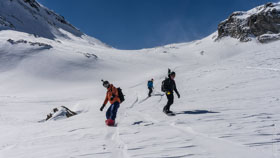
[147,80,153,88]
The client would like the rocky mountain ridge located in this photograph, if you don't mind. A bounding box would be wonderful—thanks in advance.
[217,2,280,43]
[0,0,83,39]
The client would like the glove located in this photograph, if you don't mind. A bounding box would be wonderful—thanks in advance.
[177,93,180,98]
[166,91,171,95]
[100,104,105,111]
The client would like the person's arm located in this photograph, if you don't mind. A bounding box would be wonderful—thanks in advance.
[100,93,108,111]
[174,81,180,98]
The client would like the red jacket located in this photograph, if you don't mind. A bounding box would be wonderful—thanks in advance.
[103,84,120,105]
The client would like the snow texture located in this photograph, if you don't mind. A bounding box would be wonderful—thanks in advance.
[0,1,280,158]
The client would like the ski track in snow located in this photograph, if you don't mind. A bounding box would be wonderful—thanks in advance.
[117,90,278,158]
[1,28,280,157]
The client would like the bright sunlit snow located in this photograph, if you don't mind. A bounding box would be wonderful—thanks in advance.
[0,1,280,158]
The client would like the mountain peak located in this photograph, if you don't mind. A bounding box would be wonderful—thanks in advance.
[0,0,83,39]
[217,2,280,43]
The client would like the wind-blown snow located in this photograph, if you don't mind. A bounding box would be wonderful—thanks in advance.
[1,0,280,157]
[0,28,279,158]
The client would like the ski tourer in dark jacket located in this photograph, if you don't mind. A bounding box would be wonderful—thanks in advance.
[163,71,180,113]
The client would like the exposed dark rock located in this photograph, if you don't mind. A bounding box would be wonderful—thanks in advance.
[257,33,280,43]
[56,16,67,25]
[23,0,40,11]
[77,52,98,59]
[7,39,53,49]
[217,2,280,43]
[0,16,15,29]
[84,53,98,59]
[45,106,77,121]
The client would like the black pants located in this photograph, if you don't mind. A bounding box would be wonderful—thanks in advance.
[148,88,153,97]
[163,93,174,112]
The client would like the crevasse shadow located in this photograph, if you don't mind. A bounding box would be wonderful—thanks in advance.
[175,110,219,115]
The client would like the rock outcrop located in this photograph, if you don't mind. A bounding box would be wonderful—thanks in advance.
[217,2,280,43]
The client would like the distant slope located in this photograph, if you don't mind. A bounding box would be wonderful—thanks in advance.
[0,0,82,39]
[0,1,280,158]
[0,0,107,47]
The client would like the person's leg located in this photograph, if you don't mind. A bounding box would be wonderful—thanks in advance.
[163,94,170,112]
[148,88,152,97]
[168,94,174,111]
[165,93,174,112]
[106,104,113,119]
[111,102,120,120]
[163,94,167,112]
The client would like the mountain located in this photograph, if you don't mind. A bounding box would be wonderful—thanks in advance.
[217,2,280,43]
[0,0,107,47]
[0,0,110,77]
[0,1,280,158]
[0,0,82,39]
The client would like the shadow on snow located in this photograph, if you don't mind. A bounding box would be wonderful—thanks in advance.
[175,110,219,115]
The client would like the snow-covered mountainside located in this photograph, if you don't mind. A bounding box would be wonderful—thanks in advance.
[0,0,81,39]
[0,1,280,158]
[0,0,106,46]
[217,2,280,43]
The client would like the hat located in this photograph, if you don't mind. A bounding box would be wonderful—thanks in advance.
[170,71,176,76]
[103,81,110,88]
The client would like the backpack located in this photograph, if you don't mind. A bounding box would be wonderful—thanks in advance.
[161,69,173,92]
[117,87,125,103]
[147,81,153,88]
[161,78,168,92]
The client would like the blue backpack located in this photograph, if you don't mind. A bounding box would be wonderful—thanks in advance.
[147,81,153,88]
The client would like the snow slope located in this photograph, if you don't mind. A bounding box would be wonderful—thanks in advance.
[0,28,279,158]
[0,0,82,39]
[1,1,280,158]
[0,0,107,47]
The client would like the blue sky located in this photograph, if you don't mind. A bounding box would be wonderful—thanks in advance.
[37,0,278,49]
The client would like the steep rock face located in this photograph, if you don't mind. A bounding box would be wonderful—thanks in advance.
[217,2,280,43]
[23,0,40,11]
[0,0,83,39]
